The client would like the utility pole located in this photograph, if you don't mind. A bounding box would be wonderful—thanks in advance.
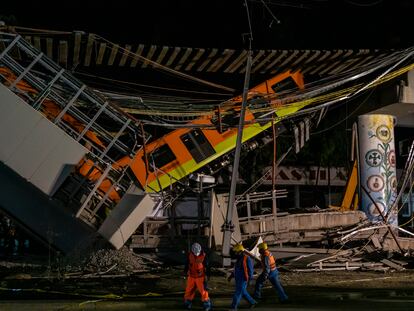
[272,117,278,233]
[221,51,252,266]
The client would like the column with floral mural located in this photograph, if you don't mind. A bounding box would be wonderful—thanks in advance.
[357,114,398,225]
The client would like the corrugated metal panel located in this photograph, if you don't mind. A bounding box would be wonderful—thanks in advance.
[165,46,181,67]
[96,42,107,65]
[119,44,132,66]
[224,50,248,73]
[197,48,218,71]
[107,44,119,66]
[130,44,145,67]
[142,45,157,68]
[13,33,394,78]
[185,48,205,71]
[58,40,68,67]
[175,47,192,70]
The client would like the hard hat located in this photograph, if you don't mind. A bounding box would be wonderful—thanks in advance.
[233,243,244,253]
[191,243,202,256]
[258,242,268,250]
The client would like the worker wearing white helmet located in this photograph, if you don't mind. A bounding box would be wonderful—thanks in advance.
[183,242,212,311]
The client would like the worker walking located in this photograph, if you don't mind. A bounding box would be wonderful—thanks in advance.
[253,242,288,303]
[228,243,256,310]
[184,242,212,311]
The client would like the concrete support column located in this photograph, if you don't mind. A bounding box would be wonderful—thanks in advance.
[357,114,398,224]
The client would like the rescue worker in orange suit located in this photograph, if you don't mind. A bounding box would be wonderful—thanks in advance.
[253,242,288,303]
[184,242,212,311]
[228,243,256,310]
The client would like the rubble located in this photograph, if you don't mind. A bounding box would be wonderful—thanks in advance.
[62,247,161,278]
[276,222,414,273]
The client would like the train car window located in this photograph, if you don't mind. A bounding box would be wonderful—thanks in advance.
[147,144,176,172]
[271,76,298,93]
[180,129,215,163]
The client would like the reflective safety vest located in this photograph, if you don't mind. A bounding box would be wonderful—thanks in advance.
[234,254,250,281]
[188,252,206,278]
[261,250,277,272]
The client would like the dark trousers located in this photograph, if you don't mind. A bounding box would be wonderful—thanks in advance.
[254,269,288,301]
[230,279,256,309]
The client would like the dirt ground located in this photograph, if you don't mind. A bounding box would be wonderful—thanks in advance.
[1,268,414,310]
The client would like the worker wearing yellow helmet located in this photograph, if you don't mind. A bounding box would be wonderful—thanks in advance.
[253,242,288,303]
[228,243,257,310]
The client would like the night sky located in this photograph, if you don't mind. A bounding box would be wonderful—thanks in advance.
[1,0,414,50]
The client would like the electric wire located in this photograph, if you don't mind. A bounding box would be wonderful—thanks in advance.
[5,26,414,127]
[93,34,236,93]
[310,87,376,135]
[5,26,236,93]
[74,71,232,97]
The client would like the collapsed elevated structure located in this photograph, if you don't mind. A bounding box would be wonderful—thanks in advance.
[0,33,155,253]
[1,29,414,260]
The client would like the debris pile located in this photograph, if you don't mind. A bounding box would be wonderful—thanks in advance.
[281,223,414,273]
[63,247,163,278]
[287,246,410,272]
[83,247,146,274]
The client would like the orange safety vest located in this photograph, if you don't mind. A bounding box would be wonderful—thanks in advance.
[243,255,249,281]
[188,252,206,278]
[261,250,277,271]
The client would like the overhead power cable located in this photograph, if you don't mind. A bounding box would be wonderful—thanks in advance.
[133,60,414,128]
[75,71,232,97]
[93,34,236,93]
[6,26,236,93]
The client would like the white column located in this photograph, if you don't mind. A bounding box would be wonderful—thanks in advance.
[357,114,397,225]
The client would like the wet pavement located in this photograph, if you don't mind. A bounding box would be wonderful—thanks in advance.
[1,269,414,310]
[1,287,414,311]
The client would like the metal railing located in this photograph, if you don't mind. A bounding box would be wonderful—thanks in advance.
[0,32,150,227]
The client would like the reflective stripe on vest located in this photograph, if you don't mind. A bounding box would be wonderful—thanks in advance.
[243,255,249,280]
[188,252,205,278]
[262,250,277,271]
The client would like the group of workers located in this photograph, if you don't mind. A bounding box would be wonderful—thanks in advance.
[183,241,288,311]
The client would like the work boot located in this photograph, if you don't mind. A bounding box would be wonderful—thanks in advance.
[252,294,261,301]
[203,299,212,311]
[184,300,192,309]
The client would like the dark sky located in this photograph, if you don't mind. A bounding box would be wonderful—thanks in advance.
[2,0,414,50]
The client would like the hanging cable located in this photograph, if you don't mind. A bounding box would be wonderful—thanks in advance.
[92,34,236,93]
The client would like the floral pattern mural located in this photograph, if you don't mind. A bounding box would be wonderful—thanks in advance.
[358,115,397,225]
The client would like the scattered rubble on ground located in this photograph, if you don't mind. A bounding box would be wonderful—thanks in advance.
[273,221,414,273]
[62,247,164,278]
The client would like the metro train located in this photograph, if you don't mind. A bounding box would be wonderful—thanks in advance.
[126,70,305,192]
[0,65,306,197]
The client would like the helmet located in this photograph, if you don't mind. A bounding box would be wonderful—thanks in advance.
[232,243,244,253]
[191,243,202,256]
[258,242,268,251]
